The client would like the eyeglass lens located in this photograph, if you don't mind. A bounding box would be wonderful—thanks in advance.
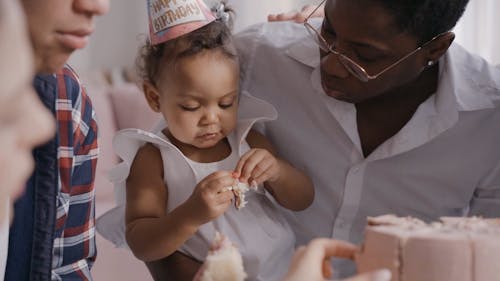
[305,21,369,81]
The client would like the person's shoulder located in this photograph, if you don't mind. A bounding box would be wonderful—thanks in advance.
[57,64,84,89]
[59,64,80,78]
[245,129,276,153]
[129,143,164,180]
[57,64,94,108]
[448,43,500,109]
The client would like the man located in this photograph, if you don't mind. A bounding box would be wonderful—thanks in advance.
[235,0,500,277]
[5,0,109,280]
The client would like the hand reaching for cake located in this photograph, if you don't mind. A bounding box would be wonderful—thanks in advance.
[282,238,392,281]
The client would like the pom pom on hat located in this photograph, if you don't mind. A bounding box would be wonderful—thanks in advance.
[147,0,216,45]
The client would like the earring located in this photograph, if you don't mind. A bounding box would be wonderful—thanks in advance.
[427,60,435,67]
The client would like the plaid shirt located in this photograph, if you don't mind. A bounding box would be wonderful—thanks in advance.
[51,66,98,280]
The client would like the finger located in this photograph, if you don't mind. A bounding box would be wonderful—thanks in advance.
[276,11,299,22]
[206,176,237,193]
[248,159,271,183]
[250,156,272,181]
[307,238,358,260]
[293,15,307,23]
[267,14,278,22]
[215,188,235,204]
[341,269,392,281]
[252,157,278,184]
[239,152,266,182]
[253,169,273,186]
[234,150,256,178]
[204,170,233,183]
[322,259,333,279]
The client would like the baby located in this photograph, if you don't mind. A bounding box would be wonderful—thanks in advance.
[97,1,314,280]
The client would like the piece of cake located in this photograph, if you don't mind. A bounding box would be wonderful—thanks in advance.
[230,182,250,210]
[226,181,258,210]
[356,215,500,281]
[194,232,247,281]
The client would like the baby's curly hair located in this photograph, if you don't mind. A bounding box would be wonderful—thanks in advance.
[373,0,469,43]
[137,0,236,85]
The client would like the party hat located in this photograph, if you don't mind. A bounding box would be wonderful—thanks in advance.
[148,0,216,45]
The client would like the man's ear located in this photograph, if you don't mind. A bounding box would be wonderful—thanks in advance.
[143,81,162,112]
[424,32,455,64]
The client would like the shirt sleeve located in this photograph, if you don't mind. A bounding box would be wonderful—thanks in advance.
[51,66,98,281]
[469,159,500,217]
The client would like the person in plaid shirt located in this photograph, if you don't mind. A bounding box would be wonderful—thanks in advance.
[5,0,109,280]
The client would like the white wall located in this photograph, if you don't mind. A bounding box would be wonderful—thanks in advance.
[69,0,500,73]
[454,0,500,65]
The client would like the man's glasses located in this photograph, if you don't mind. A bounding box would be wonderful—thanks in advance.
[303,0,449,82]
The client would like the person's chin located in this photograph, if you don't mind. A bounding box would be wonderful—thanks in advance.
[37,53,72,74]
[322,85,358,104]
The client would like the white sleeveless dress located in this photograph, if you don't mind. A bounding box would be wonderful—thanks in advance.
[97,92,295,281]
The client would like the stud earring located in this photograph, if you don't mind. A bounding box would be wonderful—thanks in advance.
[427,60,435,67]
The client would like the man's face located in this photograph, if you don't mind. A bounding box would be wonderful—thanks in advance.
[21,0,109,73]
[320,0,426,103]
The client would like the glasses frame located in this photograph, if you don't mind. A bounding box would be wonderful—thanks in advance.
[304,0,449,82]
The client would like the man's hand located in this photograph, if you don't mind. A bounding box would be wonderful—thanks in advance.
[268,4,323,23]
[282,238,392,281]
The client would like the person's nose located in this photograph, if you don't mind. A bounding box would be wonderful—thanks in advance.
[320,51,350,79]
[74,0,110,16]
[200,108,219,126]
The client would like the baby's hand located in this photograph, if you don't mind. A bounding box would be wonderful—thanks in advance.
[234,148,280,186]
[186,171,235,225]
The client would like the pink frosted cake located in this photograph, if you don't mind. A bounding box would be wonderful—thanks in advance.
[356,215,500,281]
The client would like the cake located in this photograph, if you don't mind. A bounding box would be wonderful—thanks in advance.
[356,215,500,281]
[226,181,258,210]
[194,232,247,281]
[228,182,250,210]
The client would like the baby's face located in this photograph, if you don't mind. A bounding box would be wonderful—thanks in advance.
[157,50,240,150]
[0,0,55,218]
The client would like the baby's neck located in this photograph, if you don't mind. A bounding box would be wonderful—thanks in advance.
[164,130,232,163]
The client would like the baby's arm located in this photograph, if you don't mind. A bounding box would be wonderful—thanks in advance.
[125,143,235,262]
[236,129,314,211]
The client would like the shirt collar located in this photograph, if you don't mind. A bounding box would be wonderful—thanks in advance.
[442,43,499,111]
[286,30,500,160]
[286,34,499,113]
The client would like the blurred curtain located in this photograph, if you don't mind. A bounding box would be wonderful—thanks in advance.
[454,0,500,64]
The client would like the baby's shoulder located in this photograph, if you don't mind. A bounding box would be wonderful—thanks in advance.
[129,143,164,178]
[245,129,275,153]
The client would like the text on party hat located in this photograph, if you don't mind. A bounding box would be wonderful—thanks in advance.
[150,0,206,33]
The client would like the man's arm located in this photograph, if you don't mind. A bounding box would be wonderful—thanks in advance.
[52,66,99,281]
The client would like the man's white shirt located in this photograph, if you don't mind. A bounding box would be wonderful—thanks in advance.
[235,20,500,277]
